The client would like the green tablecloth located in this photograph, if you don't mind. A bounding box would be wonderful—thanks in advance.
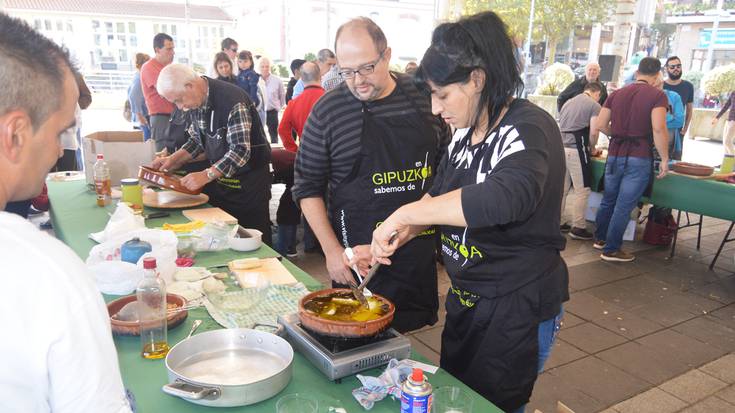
[47,180,502,413]
[591,159,735,222]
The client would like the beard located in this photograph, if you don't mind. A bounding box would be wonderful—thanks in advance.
[668,71,682,80]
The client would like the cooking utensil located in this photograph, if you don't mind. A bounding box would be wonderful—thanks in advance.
[142,190,209,209]
[298,288,395,338]
[186,319,203,339]
[352,231,398,307]
[144,211,170,220]
[162,328,293,407]
[139,166,203,195]
[107,293,188,336]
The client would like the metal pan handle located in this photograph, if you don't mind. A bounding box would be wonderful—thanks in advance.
[253,322,285,337]
[162,379,221,401]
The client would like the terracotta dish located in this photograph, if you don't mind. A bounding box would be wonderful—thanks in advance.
[138,166,203,195]
[298,288,395,338]
[672,162,715,177]
[108,293,188,336]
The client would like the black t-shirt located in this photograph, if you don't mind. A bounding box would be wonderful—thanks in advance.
[664,80,694,107]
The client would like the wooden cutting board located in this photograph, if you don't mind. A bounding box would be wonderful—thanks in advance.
[230,258,298,286]
[183,207,238,224]
[143,190,209,209]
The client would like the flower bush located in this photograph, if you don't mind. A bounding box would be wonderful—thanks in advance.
[702,64,735,95]
[535,63,575,96]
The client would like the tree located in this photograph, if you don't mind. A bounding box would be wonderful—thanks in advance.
[460,0,613,61]
[304,52,316,61]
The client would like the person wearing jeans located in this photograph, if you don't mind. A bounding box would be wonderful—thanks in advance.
[593,57,670,262]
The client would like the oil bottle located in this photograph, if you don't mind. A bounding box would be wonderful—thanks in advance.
[137,257,169,359]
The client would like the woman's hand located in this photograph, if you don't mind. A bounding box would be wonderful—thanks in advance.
[712,117,719,125]
[371,208,411,265]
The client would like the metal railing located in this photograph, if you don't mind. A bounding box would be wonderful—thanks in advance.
[85,70,136,92]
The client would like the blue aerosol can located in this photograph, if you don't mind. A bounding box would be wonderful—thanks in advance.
[400,368,432,413]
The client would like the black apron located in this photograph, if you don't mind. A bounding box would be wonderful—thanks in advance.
[434,128,543,412]
[201,101,273,246]
[329,83,439,333]
[568,127,593,188]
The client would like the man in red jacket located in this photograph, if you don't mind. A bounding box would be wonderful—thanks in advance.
[278,62,324,152]
[274,61,324,256]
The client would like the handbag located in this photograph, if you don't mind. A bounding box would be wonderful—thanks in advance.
[643,209,677,246]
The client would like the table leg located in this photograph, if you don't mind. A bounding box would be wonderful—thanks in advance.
[709,222,735,271]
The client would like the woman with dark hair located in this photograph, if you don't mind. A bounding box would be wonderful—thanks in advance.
[370,11,569,412]
[213,52,236,84]
[236,50,260,107]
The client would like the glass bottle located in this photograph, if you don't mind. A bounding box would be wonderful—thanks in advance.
[93,154,111,206]
[137,257,169,359]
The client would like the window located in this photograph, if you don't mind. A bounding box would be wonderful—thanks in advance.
[119,49,128,62]
[105,22,113,32]
[219,27,224,37]
[211,27,216,36]
[94,34,101,46]
[153,24,160,33]
[107,34,114,46]
[44,20,51,30]
[66,20,72,31]
[92,20,100,30]
[117,35,127,46]
[56,20,63,31]
[130,35,138,47]
[171,25,177,36]
[117,22,125,33]
[195,39,201,48]
[34,19,41,30]
[162,24,168,33]
[179,39,186,48]
[128,22,136,34]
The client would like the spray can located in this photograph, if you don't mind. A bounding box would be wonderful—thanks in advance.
[401,368,432,413]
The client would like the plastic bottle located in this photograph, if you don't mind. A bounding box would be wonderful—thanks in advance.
[401,368,433,413]
[137,257,169,359]
[93,154,111,206]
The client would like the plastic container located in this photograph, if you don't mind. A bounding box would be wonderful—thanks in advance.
[121,237,152,264]
[94,154,112,206]
[722,154,735,174]
[121,178,143,210]
[136,257,169,359]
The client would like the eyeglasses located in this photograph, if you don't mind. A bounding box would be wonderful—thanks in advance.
[668,64,682,69]
[339,51,385,79]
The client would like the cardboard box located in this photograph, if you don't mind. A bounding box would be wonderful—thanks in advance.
[83,131,155,186]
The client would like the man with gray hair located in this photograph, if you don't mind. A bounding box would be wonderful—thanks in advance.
[258,56,286,144]
[293,48,337,99]
[557,61,608,111]
[151,64,273,245]
[0,13,132,412]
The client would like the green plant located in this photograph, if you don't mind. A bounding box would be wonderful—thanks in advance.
[702,64,735,95]
[682,70,704,91]
[535,63,574,96]
[273,64,289,78]
[304,52,316,61]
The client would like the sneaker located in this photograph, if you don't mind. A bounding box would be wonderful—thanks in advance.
[286,246,298,258]
[593,240,606,250]
[600,250,635,262]
[569,227,594,240]
[560,223,571,233]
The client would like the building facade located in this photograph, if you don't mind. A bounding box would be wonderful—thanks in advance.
[667,11,735,71]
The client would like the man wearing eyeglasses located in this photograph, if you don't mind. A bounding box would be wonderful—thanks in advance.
[208,38,239,78]
[663,56,693,160]
[293,17,451,333]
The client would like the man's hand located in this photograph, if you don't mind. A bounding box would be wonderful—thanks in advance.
[180,170,211,191]
[591,148,603,157]
[657,159,669,179]
[325,245,355,285]
[344,245,372,277]
[137,113,149,127]
[150,155,175,171]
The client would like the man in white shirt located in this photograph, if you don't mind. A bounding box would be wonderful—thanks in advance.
[258,56,286,144]
[0,14,132,413]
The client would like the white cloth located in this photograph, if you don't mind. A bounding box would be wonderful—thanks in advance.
[0,212,131,413]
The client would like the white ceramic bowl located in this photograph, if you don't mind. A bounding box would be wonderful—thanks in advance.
[228,227,263,252]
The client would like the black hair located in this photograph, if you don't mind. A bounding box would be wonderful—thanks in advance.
[153,33,173,50]
[221,37,237,51]
[638,57,662,76]
[583,81,603,94]
[415,11,523,133]
[0,13,74,129]
[665,56,681,66]
[290,58,306,74]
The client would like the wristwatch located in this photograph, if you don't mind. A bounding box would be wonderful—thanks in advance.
[206,168,218,181]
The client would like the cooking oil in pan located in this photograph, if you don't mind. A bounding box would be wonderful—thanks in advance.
[303,291,389,322]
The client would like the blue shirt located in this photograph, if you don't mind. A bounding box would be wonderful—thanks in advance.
[664,89,684,131]
[235,68,260,108]
[127,72,147,122]
[292,79,305,100]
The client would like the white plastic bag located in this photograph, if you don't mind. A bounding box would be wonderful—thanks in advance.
[86,228,179,294]
[89,202,145,243]
[192,222,237,252]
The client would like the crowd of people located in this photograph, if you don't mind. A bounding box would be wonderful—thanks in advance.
[1,6,731,413]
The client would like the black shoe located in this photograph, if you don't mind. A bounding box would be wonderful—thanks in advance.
[560,223,571,233]
[286,247,298,258]
[569,227,594,240]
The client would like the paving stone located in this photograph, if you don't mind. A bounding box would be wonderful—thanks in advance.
[678,395,735,413]
[586,275,675,310]
[714,385,735,404]
[542,339,588,371]
[643,262,721,292]
[690,276,735,305]
[672,317,735,352]
[659,369,728,403]
[558,323,628,354]
[610,387,687,413]
[636,329,727,369]
[411,325,443,353]
[527,370,607,413]
[597,341,691,385]
[565,291,625,321]
[699,355,735,384]
[634,293,721,327]
[560,312,585,329]
[408,335,440,366]
[709,303,735,329]
[589,308,665,340]
[548,356,651,406]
